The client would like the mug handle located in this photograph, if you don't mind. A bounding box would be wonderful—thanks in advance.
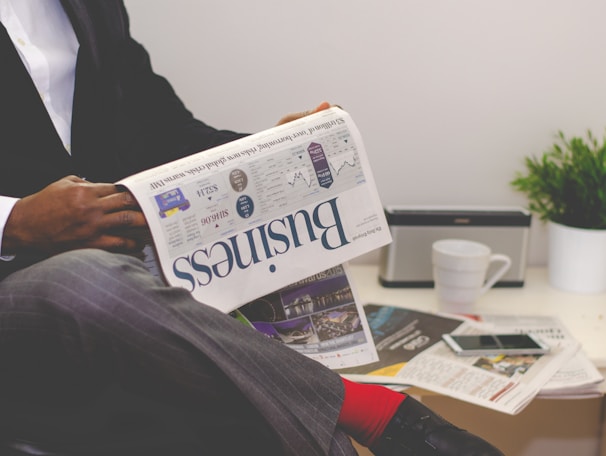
[480,254,512,294]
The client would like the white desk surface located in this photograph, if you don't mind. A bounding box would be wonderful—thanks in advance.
[348,264,606,369]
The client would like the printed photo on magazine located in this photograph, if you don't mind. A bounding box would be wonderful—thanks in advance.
[233,264,379,370]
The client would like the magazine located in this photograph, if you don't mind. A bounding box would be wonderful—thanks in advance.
[234,264,379,370]
[336,304,466,380]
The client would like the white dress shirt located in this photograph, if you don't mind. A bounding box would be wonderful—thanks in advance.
[0,0,78,256]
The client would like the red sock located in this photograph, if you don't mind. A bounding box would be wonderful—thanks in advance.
[337,378,407,447]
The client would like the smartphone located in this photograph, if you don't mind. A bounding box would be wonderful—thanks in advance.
[441,333,551,356]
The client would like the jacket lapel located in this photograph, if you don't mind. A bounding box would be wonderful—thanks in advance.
[58,0,108,172]
[0,21,76,196]
[0,22,72,164]
[59,0,100,70]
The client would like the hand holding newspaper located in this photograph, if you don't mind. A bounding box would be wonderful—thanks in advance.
[119,108,391,313]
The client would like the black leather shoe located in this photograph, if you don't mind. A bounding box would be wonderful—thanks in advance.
[371,397,505,456]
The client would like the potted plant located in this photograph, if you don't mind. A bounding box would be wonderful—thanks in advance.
[511,129,606,293]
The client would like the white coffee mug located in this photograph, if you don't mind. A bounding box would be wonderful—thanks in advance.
[432,239,512,314]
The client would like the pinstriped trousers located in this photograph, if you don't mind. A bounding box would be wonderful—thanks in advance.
[0,249,358,455]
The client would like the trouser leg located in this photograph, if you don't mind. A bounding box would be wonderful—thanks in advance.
[0,249,357,456]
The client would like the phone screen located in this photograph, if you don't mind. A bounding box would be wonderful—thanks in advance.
[442,333,550,356]
[452,334,542,350]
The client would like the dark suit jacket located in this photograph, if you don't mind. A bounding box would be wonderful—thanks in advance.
[0,0,245,198]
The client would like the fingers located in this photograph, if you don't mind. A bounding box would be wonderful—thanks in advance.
[73,179,141,215]
[275,101,341,126]
[88,232,147,253]
[66,177,138,208]
[95,201,147,238]
[65,180,147,238]
[79,180,131,202]
[312,101,331,113]
[108,207,146,228]
[3,176,149,256]
[101,187,141,212]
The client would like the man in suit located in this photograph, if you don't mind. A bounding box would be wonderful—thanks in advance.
[0,1,504,455]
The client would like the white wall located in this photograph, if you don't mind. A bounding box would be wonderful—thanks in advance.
[123,0,606,265]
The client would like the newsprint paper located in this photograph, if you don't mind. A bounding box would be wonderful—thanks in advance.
[338,305,590,415]
[234,263,380,370]
[118,108,389,369]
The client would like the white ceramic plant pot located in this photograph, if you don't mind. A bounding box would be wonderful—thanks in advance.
[548,221,606,293]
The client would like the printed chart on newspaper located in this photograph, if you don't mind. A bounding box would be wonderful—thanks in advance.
[119,108,391,313]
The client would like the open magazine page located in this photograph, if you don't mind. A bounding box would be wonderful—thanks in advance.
[233,263,379,370]
[476,314,604,398]
[338,304,581,415]
[118,108,391,313]
[336,304,466,382]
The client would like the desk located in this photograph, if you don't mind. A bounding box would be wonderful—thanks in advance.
[348,264,606,456]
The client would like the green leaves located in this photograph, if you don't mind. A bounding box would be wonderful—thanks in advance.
[511,130,606,229]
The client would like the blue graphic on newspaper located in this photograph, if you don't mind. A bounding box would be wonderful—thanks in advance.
[155,188,191,218]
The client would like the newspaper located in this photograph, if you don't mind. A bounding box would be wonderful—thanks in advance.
[476,314,605,398]
[233,263,379,370]
[339,304,583,415]
[118,108,391,313]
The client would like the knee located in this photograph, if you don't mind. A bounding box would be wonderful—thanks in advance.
[21,249,150,307]
[43,248,141,280]
[45,248,118,269]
